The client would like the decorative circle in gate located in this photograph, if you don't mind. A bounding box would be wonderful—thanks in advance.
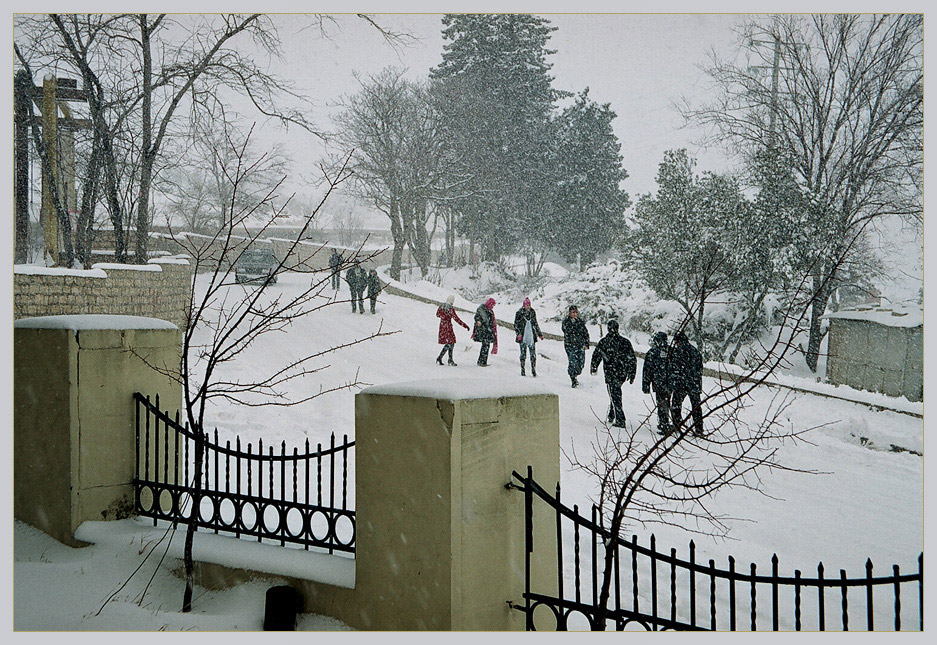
[219,498,237,525]
[334,513,355,548]
[240,501,258,532]
[261,503,280,534]
[309,510,330,541]
[530,601,560,631]
[564,609,593,631]
[285,507,304,539]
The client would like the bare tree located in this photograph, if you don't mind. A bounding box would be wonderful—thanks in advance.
[684,14,923,372]
[331,68,453,279]
[142,127,395,611]
[570,231,862,628]
[157,112,290,234]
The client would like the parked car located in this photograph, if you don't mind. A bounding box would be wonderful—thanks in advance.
[234,248,278,284]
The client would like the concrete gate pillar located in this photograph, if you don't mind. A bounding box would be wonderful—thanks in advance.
[14,315,182,546]
[351,378,560,630]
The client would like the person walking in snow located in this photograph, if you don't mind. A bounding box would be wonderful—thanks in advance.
[472,297,498,366]
[669,330,704,437]
[642,331,673,435]
[590,319,636,428]
[436,294,470,366]
[562,305,590,388]
[328,249,343,290]
[366,268,382,314]
[345,265,365,314]
[514,297,544,377]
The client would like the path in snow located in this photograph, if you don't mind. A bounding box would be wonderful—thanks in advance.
[192,273,922,575]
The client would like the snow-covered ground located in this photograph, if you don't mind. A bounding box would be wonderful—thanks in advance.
[13,270,924,630]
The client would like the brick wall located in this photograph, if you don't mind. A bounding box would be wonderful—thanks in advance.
[13,259,193,330]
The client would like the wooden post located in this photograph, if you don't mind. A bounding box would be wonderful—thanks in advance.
[40,75,58,265]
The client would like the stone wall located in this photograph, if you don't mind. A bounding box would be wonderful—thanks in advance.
[14,317,183,547]
[13,259,193,330]
[827,317,924,402]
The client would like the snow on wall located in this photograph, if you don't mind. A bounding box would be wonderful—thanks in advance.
[14,264,107,279]
[14,314,179,331]
[823,305,923,328]
[361,376,556,400]
[13,257,193,330]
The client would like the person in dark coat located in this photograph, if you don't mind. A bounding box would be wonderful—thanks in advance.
[669,330,704,436]
[642,331,673,435]
[472,297,498,366]
[436,295,469,365]
[514,297,544,377]
[345,265,365,313]
[366,269,382,314]
[562,305,590,388]
[590,319,636,428]
[328,249,343,290]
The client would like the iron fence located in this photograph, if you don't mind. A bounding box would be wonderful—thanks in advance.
[133,392,355,553]
[510,467,922,631]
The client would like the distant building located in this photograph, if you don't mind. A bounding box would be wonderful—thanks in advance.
[823,305,923,402]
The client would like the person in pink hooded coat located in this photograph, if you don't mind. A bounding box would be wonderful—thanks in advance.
[436,295,469,366]
[472,297,498,366]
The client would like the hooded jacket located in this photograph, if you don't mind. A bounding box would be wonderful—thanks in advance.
[437,302,469,344]
[642,332,670,393]
[472,298,498,344]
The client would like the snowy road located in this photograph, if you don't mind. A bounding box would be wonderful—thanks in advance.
[195,272,923,576]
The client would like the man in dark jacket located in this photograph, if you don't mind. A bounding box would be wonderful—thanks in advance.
[669,331,704,436]
[366,268,381,314]
[590,319,636,428]
[345,265,365,313]
[562,305,590,388]
[642,331,672,435]
[513,297,544,377]
[328,249,343,290]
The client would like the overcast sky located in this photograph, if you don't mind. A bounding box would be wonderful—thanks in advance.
[254,13,742,209]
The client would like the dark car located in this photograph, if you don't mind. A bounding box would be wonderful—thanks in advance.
[234,248,278,284]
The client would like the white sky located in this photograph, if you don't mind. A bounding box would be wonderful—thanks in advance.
[243,12,742,212]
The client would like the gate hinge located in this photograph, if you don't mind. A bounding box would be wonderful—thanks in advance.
[505,481,524,492]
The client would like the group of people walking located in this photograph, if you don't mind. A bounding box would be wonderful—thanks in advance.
[329,249,382,314]
[434,293,704,436]
[642,330,704,437]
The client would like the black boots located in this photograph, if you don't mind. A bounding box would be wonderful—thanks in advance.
[571,375,578,388]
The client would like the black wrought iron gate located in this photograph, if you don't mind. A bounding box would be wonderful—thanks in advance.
[509,467,922,631]
[133,392,356,553]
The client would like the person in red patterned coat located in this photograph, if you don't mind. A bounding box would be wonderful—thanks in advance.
[436,295,469,366]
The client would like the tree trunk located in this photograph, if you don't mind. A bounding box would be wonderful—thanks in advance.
[805,271,831,373]
[182,428,204,613]
[135,15,154,265]
[388,201,405,281]
[14,70,31,264]
[75,134,102,267]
